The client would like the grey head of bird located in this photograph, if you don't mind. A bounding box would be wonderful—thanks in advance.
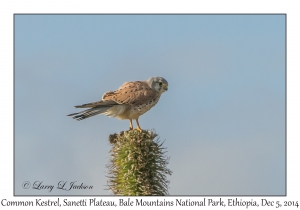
[147,76,168,94]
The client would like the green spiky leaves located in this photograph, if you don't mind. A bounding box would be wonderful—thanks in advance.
[107,129,172,196]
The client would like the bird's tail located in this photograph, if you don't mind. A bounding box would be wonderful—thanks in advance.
[67,106,111,121]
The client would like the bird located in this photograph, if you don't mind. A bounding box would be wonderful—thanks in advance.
[67,76,168,131]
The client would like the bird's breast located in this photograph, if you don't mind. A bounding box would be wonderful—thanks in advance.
[129,95,161,118]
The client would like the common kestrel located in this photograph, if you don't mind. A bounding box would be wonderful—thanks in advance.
[67,77,168,131]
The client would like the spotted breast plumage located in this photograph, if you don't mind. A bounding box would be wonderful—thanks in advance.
[67,76,168,131]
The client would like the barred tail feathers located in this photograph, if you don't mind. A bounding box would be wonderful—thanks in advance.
[67,107,111,121]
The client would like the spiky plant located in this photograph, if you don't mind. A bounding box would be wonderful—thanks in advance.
[107,129,172,196]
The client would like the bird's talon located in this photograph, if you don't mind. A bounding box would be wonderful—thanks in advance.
[136,127,142,132]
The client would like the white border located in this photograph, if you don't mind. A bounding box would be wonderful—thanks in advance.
[1,0,299,209]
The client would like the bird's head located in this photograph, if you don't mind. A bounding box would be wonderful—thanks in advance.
[147,76,168,93]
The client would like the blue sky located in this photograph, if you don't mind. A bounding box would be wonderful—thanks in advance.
[14,14,285,195]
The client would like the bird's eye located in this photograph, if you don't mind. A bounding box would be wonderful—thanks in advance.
[159,82,162,86]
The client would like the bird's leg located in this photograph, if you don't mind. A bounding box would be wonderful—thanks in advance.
[135,118,142,131]
[129,119,133,130]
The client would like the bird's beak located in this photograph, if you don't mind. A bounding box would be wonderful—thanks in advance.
[164,86,168,91]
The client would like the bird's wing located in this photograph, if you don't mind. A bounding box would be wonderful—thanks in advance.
[102,81,158,106]
[74,99,118,108]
